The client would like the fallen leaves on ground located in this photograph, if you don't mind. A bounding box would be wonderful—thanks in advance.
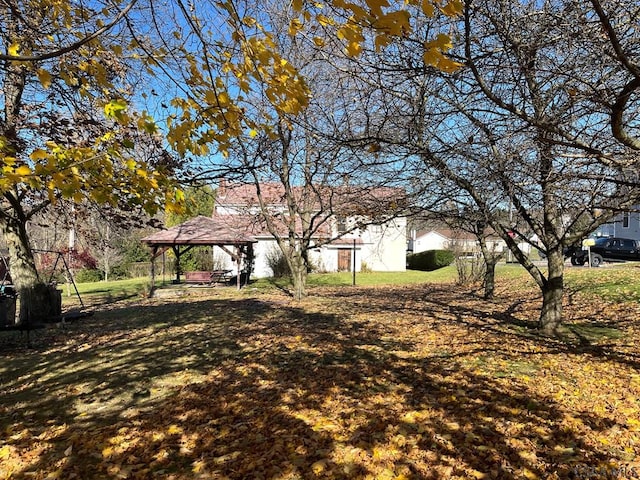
[1,276,640,479]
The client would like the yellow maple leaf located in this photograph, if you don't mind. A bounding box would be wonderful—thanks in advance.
[0,445,12,459]
[167,424,183,434]
[375,10,410,36]
[104,99,128,120]
[627,418,640,431]
[441,0,463,16]
[317,14,334,26]
[15,165,31,176]
[37,69,53,89]
[289,18,304,36]
[30,149,49,160]
[311,459,327,474]
[423,48,441,66]
[375,35,392,51]
[377,468,395,480]
[426,33,454,51]
[192,459,207,473]
[8,42,20,56]
[469,469,488,479]
[346,40,362,56]
[421,0,434,16]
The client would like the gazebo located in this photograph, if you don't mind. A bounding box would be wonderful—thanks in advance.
[141,216,257,290]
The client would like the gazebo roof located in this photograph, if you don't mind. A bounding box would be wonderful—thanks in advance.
[141,216,258,246]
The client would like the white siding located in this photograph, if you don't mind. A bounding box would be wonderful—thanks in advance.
[413,231,448,253]
[593,208,640,241]
[214,198,407,277]
[360,217,407,271]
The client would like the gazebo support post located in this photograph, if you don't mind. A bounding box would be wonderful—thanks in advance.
[172,246,182,283]
[236,246,242,290]
[245,244,254,286]
[150,246,158,295]
[162,250,166,285]
[171,245,196,284]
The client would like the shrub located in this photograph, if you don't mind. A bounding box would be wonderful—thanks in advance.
[37,249,97,278]
[407,250,455,271]
[265,247,291,278]
[360,261,372,273]
[455,255,486,285]
[75,268,103,283]
[108,263,130,280]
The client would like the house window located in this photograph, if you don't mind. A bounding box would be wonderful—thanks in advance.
[336,217,347,234]
[623,211,630,228]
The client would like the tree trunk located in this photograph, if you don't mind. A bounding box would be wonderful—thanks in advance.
[483,260,497,300]
[478,237,500,300]
[538,247,564,333]
[290,257,307,301]
[0,214,59,325]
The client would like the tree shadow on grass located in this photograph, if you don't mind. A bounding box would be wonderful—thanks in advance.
[0,289,636,478]
[322,283,640,370]
[34,354,615,478]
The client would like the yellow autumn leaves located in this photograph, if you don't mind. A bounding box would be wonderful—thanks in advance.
[161,0,462,159]
[0,138,183,215]
[287,0,463,63]
[1,0,462,217]
[3,277,640,479]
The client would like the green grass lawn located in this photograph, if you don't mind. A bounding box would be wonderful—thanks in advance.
[64,264,519,306]
[72,276,154,296]
[60,277,155,308]
[564,262,640,302]
[63,262,640,308]
[256,265,460,289]
[62,269,463,305]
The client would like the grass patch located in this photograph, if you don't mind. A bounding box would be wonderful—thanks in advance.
[66,276,152,299]
[564,263,640,302]
[252,264,531,291]
[561,323,625,343]
[493,359,540,378]
[249,266,459,290]
[64,262,640,307]
[310,267,460,286]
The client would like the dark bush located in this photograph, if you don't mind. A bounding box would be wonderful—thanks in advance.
[108,263,130,280]
[265,248,291,278]
[75,268,103,283]
[407,250,455,271]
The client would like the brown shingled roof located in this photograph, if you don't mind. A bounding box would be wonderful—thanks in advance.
[217,182,405,215]
[141,216,258,246]
[141,213,332,247]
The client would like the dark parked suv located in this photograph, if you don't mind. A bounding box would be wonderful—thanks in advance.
[571,237,640,267]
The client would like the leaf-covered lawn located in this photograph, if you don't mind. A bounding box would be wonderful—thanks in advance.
[1,271,640,479]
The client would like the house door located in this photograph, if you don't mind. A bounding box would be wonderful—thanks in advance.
[338,249,352,272]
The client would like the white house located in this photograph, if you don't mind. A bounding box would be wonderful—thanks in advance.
[409,228,508,256]
[592,208,640,241]
[212,182,407,278]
